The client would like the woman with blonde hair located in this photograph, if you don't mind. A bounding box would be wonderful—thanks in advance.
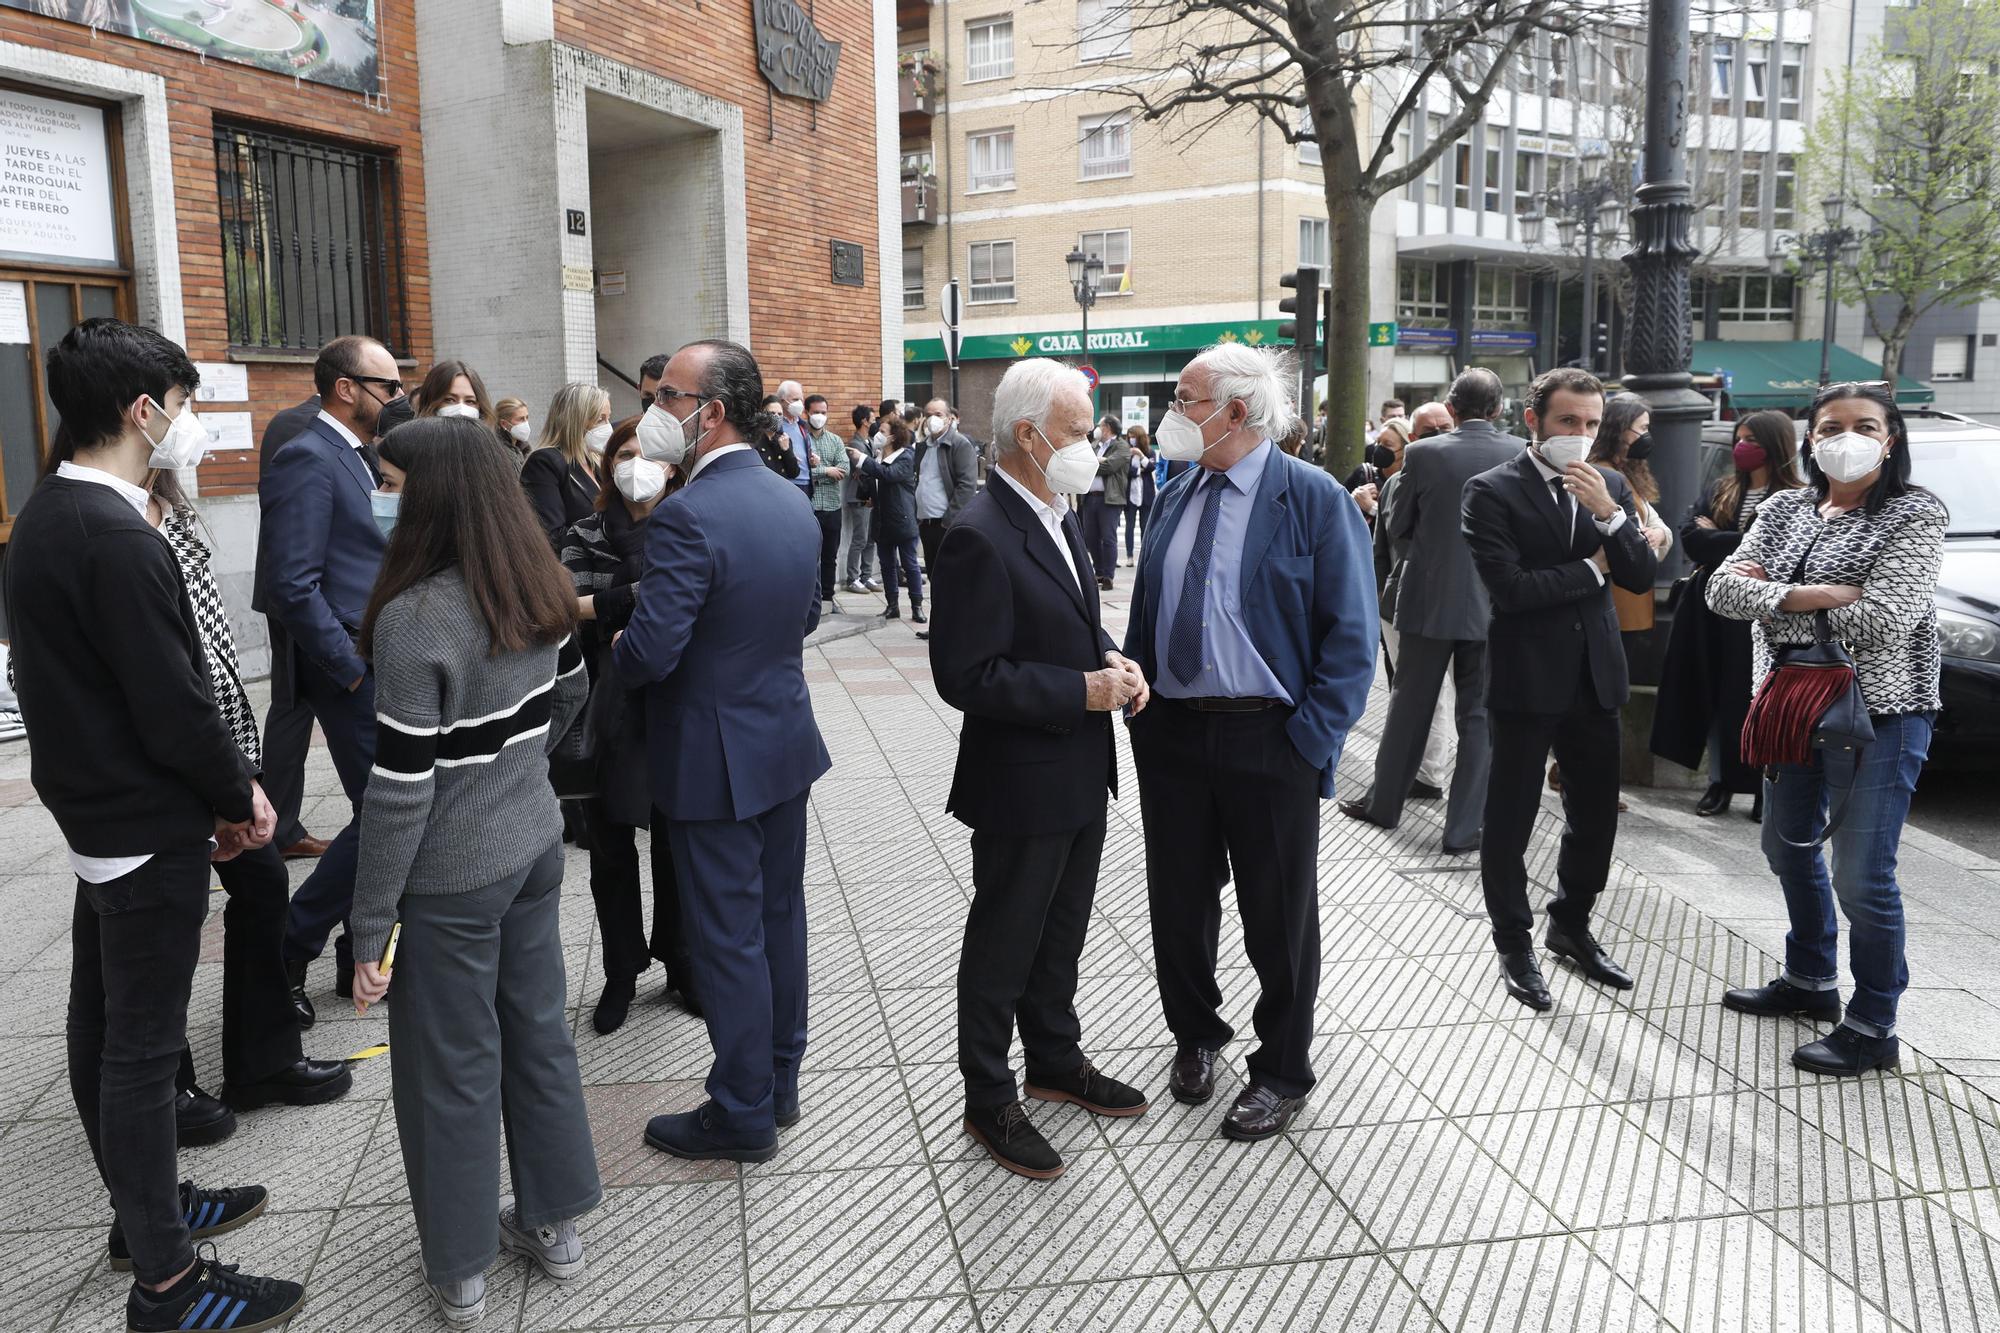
[522,381,609,548]
[494,396,532,463]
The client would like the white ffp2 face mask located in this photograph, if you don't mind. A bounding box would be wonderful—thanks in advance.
[925,414,947,438]
[144,397,210,471]
[1810,430,1888,484]
[508,420,532,444]
[1536,434,1593,470]
[582,422,613,456]
[636,402,697,466]
[1155,402,1226,462]
[435,403,480,420]
[614,456,668,504]
[1033,425,1099,495]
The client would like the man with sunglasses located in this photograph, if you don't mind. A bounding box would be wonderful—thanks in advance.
[257,335,402,1029]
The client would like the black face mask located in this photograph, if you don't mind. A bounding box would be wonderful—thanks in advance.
[1366,442,1397,470]
[375,394,415,440]
[640,391,656,409]
[1626,431,1654,461]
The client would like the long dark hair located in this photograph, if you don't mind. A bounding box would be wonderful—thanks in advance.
[1715,409,1804,528]
[1588,395,1657,504]
[359,418,576,658]
[1802,382,1937,517]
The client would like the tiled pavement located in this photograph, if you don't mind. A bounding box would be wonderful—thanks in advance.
[2,578,1998,1331]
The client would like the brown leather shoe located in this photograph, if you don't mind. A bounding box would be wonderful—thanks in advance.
[281,835,330,860]
[1220,1082,1303,1142]
[1169,1045,1218,1105]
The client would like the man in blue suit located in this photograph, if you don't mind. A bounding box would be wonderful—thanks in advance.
[256,336,396,1025]
[616,340,831,1164]
[1123,343,1377,1142]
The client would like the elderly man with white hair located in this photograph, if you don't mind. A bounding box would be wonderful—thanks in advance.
[1123,342,1378,1142]
[774,378,816,501]
[928,357,1154,1180]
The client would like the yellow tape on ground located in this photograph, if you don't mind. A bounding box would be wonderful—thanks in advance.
[345,1044,390,1062]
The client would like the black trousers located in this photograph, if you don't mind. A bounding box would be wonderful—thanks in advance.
[583,802,692,988]
[814,509,842,603]
[957,816,1106,1108]
[281,666,375,972]
[259,622,314,849]
[918,517,949,578]
[1481,679,1623,955]
[176,841,303,1093]
[68,841,211,1284]
[1131,701,1323,1097]
[1078,494,1119,583]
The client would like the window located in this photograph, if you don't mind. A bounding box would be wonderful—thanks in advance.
[1473,266,1530,325]
[1773,155,1796,229]
[1550,35,1569,99]
[1079,113,1132,179]
[1453,141,1472,209]
[211,123,409,353]
[1711,274,1794,322]
[902,246,925,310]
[1576,35,1601,103]
[1515,149,1544,215]
[1745,43,1768,118]
[1424,115,1446,206]
[1298,217,1330,278]
[1397,261,1450,321]
[966,17,1014,82]
[1738,152,1765,229]
[1076,0,1130,62]
[1933,336,1972,381]
[1711,39,1735,115]
[1484,146,1503,213]
[1398,124,1417,201]
[967,129,1015,192]
[1779,43,1804,120]
[1080,228,1131,294]
[968,240,1015,303]
[1298,109,1320,167]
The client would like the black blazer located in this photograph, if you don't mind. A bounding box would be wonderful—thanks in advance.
[521,446,601,549]
[1461,452,1657,714]
[928,478,1118,835]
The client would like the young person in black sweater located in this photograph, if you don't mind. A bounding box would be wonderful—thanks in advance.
[3,319,307,1333]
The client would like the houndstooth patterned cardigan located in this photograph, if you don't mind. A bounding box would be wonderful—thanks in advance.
[160,504,263,770]
[1706,486,1947,715]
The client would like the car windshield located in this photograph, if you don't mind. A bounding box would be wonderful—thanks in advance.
[1910,441,2000,535]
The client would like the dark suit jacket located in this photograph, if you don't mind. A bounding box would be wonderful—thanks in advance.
[1388,419,1525,641]
[259,395,321,478]
[521,447,601,548]
[1123,448,1379,798]
[1461,451,1658,714]
[612,448,830,822]
[256,416,388,698]
[928,478,1117,834]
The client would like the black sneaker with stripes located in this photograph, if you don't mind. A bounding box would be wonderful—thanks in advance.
[125,1245,305,1333]
[108,1181,268,1272]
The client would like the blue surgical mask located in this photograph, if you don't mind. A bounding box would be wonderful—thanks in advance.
[370,489,400,538]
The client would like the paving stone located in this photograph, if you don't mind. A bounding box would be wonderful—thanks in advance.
[742,1165,963,1311]
[979,1275,1214,1331]
[1397,1233,1675,1332]
[517,1182,744,1329]
[1192,1256,1445,1332]
[938,1148,1176,1291]
[1119,1139,1371,1269]
[755,1296,975,1331]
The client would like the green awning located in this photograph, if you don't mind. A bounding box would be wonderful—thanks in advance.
[1690,340,1934,411]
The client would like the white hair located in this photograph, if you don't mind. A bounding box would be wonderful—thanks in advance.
[989,358,1090,454]
[777,379,802,398]
[1187,342,1300,443]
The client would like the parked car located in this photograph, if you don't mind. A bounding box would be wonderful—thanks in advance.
[1698,415,2000,768]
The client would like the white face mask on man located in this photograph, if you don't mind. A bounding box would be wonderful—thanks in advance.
[636,401,703,467]
[925,414,948,438]
[1030,425,1100,495]
[807,411,828,431]
[1155,401,1227,462]
[1535,434,1593,470]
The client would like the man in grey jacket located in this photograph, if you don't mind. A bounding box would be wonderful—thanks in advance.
[1341,368,1523,854]
[915,398,980,577]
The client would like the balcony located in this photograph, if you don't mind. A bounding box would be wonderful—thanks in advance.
[902,171,939,226]
[899,52,938,131]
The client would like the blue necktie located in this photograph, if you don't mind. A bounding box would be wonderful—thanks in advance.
[1167,473,1229,686]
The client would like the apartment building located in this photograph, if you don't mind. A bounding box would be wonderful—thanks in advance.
[895,0,1365,432]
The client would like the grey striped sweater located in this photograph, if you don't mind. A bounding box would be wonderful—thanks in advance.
[350,568,586,963]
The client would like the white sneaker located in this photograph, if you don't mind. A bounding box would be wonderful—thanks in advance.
[845,580,868,595]
[499,1197,585,1280]
[430,1274,486,1328]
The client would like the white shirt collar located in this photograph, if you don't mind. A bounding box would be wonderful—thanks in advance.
[1526,446,1562,483]
[688,441,753,481]
[992,459,1067,523]
[316,409,365,451]
[57,460,151,517]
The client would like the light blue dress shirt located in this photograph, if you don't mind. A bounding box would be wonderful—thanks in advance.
[1152,440,1294,703]
[781,417,813,490]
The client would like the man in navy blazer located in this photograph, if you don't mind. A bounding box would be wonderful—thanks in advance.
[1122,343,1377,1143]
[615,340,830,1165]
[256,336,396,1024]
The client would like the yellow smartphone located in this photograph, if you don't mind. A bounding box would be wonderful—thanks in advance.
[356,922,400,1015]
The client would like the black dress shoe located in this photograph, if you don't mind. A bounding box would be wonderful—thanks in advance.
[176,1087,238,1148]
[1408,780,1445,800]
[1544,921,1635,990]
[1695,783,1731,817]
[1794,1027,1900,1077]
[1722,976,1841,1020]
[335,961,354,1000]
[1498,951,1552,1011]
[1026,1059,1150,1117]
[645,1102,779,1163]
[1336,798,1393,830]
[1442,834,1480,855]
[1220,1083,1303,1141]
[1169,1045,1219,1105]
[222,1058,354,1111]
[963,1100,1064,1179]
[284,959,315,1030]
[593,974,636,1035]
[909,604,927,625]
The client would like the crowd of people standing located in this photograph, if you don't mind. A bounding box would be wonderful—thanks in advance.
[1,312,1947,1330]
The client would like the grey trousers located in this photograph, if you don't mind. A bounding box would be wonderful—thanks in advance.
[1362,632,1491,848]
[841,502,876,582]
[388,841,601,1284]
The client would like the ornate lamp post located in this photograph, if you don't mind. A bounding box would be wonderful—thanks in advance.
[1065,247,1103,360]
[1769,195,1868,387]
[1520,146,1628,373]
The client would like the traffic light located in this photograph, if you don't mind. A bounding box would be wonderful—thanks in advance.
[1592,321,1612,369]
[1279,267,1321,412]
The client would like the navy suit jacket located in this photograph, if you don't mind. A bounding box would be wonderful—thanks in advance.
[1123,448,1379,798]
[613,447,831,822]
[256,417,387,697]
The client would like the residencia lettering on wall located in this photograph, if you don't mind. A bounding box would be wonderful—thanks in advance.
[753,0,842,103]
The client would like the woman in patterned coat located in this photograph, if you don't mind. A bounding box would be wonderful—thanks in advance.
[1706,381,1947,1079]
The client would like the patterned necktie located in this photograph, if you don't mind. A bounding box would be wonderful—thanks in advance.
[1167,472,1229,686]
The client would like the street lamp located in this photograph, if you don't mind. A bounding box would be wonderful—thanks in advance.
[1065,247,1103,360]
[1534,163,1628,374]
[1768,193,1869,387]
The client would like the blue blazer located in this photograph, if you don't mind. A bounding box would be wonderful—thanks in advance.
[1123,448,1379,797]
[612,447,831,822]
[255,416,386,698]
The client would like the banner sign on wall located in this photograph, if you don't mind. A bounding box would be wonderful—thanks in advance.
[752,0,841,102]
[4,0,382,96]
[0,89,119,267]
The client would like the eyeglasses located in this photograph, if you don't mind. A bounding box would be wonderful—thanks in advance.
[654,387,705,406]
[349,374,405,398]
[1171,395,1213,412]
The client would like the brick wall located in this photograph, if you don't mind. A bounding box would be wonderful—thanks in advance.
[554,0,887,408]
[0,3,433,499]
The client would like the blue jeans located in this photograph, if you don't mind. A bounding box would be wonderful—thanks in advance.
[1761,712,1932,1038]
